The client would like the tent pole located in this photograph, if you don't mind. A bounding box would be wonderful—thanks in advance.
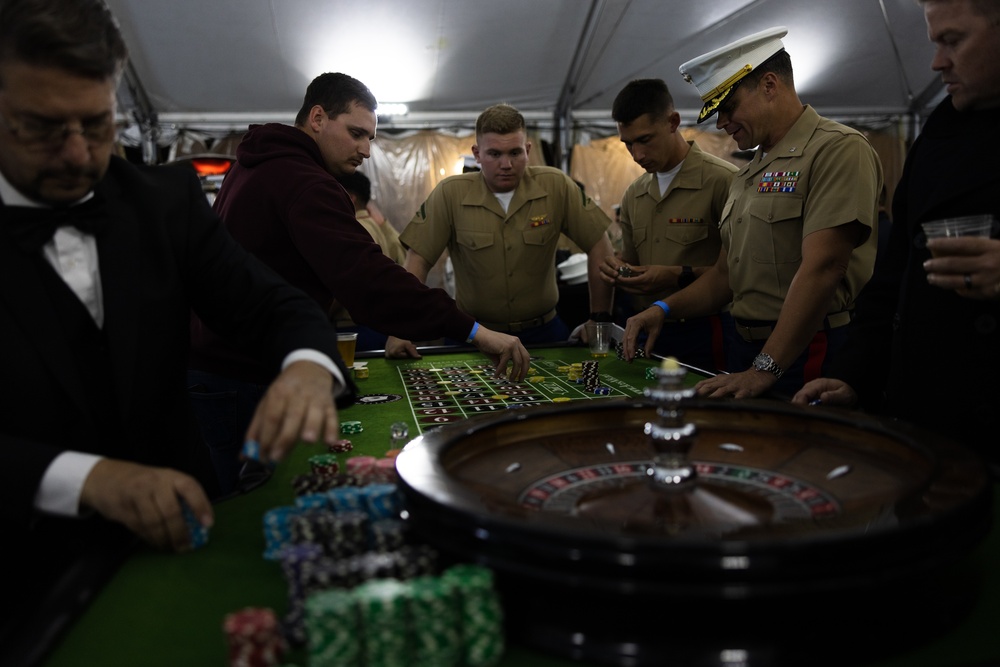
[555,0,606,172]
[118,60,160,164]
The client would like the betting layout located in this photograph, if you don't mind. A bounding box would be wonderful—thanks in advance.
[399,356,647,432]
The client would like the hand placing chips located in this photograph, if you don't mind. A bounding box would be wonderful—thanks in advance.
[179,497,209,549]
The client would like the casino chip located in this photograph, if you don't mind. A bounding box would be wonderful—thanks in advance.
[341,420,364,435]
[614,339,645,360]
[179,497,209,549]
[328,439,353,453]
[241,439,261,461]
[222,607,286,667]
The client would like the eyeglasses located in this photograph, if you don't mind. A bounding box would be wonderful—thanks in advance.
[0,108,120,150]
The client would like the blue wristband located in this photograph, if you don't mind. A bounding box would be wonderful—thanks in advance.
[653,300,671,317]
[466,321,480,343]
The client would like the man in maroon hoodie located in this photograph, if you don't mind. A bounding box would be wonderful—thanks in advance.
[189,73,529,493]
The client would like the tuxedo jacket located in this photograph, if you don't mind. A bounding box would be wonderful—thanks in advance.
[0,156,346,529]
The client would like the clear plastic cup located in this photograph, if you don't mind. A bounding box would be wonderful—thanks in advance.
[586,321,611,358]
[336,332,358,367]
[922,215,995,256]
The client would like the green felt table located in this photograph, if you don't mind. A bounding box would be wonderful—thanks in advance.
[40,345,999,667]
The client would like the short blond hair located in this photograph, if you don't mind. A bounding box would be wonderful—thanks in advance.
[476,104,526,139]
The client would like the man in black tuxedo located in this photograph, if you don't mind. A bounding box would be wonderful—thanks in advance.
[0,0,349,643]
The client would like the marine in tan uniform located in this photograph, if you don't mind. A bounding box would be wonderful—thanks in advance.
[388,104,615,353]
[600,78,737,371]
[622,27,882,398]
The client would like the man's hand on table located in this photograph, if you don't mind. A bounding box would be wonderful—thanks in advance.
[385,336,422,359]
[792,378,859,407]
[694,368,777,399]
[622,306,664,361]
[80,460,213,552]
[245,360,340,462]
[472,327,531,382]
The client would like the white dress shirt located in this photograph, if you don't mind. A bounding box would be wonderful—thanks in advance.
[0,173,344,516]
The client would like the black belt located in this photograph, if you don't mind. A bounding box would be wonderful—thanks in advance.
[734,311,853,342]
[479,309,557,333]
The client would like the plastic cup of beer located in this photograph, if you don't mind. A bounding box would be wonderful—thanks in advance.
[586,321,612,358]
[337,332,358,367]
[922,215,995,256]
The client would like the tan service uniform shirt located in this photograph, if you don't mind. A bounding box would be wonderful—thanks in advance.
[721,105,882,322]
[401,166,610,325]
[619,142,737,311]
[356,209,406,265]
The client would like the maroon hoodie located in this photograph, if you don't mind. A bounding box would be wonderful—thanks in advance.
[189,123,473,382]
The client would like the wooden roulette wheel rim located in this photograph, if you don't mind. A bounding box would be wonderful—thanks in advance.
[395,399,992,665]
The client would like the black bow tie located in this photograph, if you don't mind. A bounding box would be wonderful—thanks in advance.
[1,193,109,254]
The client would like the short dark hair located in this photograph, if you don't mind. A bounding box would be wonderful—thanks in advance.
[0,0,127,86]
[917,0,1000,24]
[337,170,372,206]
[294,72,377,126]
[742,49,794,89]
[612,79,675,125]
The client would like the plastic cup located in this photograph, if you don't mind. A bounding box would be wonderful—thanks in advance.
[922,215,995,256]
[336,332,358,367]
[586,321,612,358]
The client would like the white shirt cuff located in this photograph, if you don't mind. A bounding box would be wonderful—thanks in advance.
[35,451,104,517]
[282,349,347,396]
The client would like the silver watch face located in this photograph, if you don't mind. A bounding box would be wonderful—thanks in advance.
[754,353,782,378]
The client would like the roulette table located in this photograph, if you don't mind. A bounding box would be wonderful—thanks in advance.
[28,345,998,667]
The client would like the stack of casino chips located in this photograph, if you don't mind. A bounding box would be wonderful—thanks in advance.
[581,360,600,391]
[307,453,340,477]
[291,471,362,496]
[615,339,645,361]
[409,575,462,667]
[443,564,505,666]
[302,564,504,667]
[356,579,411,667]
[222,607,286,667]
[282,544,439,645]
[305,587,361,666]
[340,420,364,435]
[327,438,354,453]
[291,455,399,498]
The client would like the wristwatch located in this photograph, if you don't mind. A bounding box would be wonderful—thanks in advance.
[677,265,696,289]
[752,352,784,379]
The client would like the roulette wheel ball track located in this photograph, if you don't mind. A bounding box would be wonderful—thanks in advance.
[395,398,992,666]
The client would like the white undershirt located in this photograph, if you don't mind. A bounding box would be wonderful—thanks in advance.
[493,190,515,213]
[656,160,684,197]
[0,173,343,517]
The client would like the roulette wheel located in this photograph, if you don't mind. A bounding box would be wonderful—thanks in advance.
[395,364,992,666]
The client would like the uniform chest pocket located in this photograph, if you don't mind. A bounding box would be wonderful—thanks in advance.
[662,223,710,246]
[521,225,557,275]
[748,194,803,265]
[456,229,495,251]
[522,226,556,246]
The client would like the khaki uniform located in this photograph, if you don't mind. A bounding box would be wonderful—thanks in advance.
[401,166,610,326]
[619,142,737,312]
[356,210,406,265]
[722,105,881,322]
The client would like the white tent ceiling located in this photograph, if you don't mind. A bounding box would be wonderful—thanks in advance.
[107,0,944,134]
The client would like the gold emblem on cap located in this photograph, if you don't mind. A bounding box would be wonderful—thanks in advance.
[698,64,753,122]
